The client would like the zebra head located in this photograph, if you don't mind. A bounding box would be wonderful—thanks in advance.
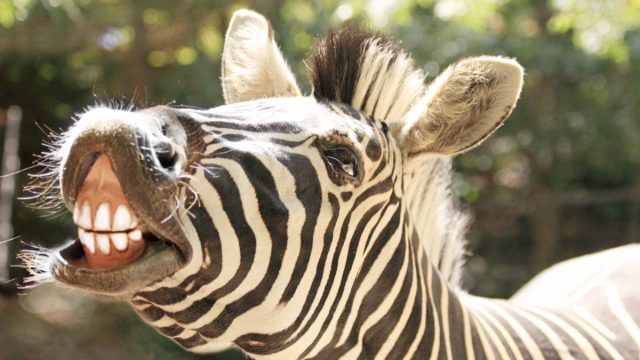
[23,9,523,357]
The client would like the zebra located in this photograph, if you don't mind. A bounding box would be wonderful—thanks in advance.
[21,9,640,360]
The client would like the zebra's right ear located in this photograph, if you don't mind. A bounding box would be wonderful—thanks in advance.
[221,9,301,104]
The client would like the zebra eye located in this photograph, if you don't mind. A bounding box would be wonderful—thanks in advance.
[321,145,361,185]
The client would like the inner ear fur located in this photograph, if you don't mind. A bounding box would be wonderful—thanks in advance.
[221,9,301,104]
[401,56,524,157]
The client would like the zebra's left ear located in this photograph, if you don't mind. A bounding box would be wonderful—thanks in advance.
[221,9,301,104]
[398,56,524,157]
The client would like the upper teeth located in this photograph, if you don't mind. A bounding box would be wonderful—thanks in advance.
[113,205,134,231]
[73,201,138,232]
[94,203,111,231]
[79,201,92,229]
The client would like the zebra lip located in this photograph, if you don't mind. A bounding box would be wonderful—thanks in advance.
[49,231,183,297]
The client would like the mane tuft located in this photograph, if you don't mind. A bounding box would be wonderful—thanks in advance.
[307,27,425,124]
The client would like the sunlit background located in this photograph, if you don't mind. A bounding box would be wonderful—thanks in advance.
[1,0,640,359]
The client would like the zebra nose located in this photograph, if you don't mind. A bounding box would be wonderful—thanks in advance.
[153,140,179,171]
[146,118,187,176]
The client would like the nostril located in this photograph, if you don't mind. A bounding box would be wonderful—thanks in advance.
[154,142,178,170]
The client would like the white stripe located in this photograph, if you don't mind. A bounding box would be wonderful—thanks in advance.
[261,153,339,359]
[284,192,352,354]
[151,315,178,328]
[377,242,419,359]
[174,328,197,339]
[563,255,633,306]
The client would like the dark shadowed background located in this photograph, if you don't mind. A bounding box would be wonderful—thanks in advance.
[1,0,639,359]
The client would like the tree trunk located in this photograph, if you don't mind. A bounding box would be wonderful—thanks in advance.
[0,106,22,283]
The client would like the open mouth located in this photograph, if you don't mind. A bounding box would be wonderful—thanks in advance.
[69,154,160,270]
[50,153,186,297]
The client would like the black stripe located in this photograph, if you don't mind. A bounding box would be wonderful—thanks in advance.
[369,153,388,180]
[135,204,222,304]
[470,318,487,360]
[558,311,617,359]
[157,324,184,337]
[169,166,258,323]
[365,138,382,162]
[362,200,394,252]
[393,241,422,358]
[340,191,353,202]
[521,309,584,358]
[213,133,310,149]
[311,201,393,353]
[279,153,322,304]
[174,333,208,349]
[235,194,341,354]
[417,250,437,358]
[310,215,406,359]
[360,228,416,360]
[449,288,469,359]
[197,152,289,338]
[428,263,448,360]
[137,304,165,322]
[474,309,517,359]
[301,203,402,358]
[177,204,223,294]
[505,308,562,359]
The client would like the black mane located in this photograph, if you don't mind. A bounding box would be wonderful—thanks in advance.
[307,27,404,106]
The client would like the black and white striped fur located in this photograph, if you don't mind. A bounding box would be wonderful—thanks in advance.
[23,9,640,360]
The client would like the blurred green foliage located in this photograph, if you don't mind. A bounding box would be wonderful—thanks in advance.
[1,0,640,359]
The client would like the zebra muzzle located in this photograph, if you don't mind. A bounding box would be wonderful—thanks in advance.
[47,107,193,297]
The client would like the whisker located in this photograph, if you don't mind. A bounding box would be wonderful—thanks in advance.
[161,193,182,224]
[191,163,220,178]
[0,164,40,179]
[0,235,22,246]
[16,242,54,291]
[2,277,17,286]
[184,183,200,217]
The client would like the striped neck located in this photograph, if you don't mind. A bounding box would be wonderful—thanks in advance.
[269,200,475,359]
[130,177,633,359]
